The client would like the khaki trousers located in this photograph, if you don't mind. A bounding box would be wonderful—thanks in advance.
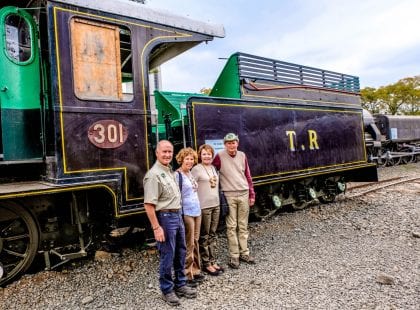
[200,206,220,267]
[183,215,202,279]
[225,191,250,258]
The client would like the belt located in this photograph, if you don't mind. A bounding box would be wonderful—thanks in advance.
[158,209,180,213]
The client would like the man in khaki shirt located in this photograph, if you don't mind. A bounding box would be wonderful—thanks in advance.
[143,140,196,306]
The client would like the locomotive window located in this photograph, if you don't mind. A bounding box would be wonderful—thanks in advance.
[70,19,133,102]
[5,14,32,62]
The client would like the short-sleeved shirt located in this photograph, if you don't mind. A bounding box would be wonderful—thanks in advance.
[143,161,181,211]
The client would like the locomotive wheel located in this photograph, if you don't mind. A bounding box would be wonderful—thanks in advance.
[0,202,39,286]
[319,194,336,204]
[251,194,278,221]
[387,156,401,166]
[291,201,308,210]
[400,148,415,164]
[401,155,414,164]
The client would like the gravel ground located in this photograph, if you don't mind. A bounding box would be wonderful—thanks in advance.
[1,163,419,310]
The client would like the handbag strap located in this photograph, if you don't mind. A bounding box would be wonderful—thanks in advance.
[177,171,184,216]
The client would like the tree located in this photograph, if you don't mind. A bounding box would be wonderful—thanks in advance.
[360,87,382,113]
[200,87,212,95]
[397,76,420,115]
[360,76,420,115]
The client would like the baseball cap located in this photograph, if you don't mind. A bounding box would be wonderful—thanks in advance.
[223,133,239,143]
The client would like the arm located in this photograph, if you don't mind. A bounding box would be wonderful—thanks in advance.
[144,203,165,242]
[212,153,221,170]
[244,156,256,206]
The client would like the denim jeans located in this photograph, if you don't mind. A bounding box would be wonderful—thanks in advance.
[157,211,187,294]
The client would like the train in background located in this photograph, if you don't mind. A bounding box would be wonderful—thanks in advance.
[0,0,377,286]
[364,111,420,166]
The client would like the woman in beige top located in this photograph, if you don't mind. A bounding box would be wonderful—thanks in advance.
[191,144,224,275]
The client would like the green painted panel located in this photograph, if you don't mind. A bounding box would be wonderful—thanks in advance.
[209,53,241,98]
[0,6,41,110]
[0,6,42,159]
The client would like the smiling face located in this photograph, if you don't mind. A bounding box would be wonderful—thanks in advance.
[225,140,239,156]
[181,154,195,171]
[200,148,213,165]
[156,141,173,166]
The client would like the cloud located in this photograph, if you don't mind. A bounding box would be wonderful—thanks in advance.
[148,0,420,91]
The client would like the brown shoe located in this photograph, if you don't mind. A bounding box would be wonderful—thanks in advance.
[162,291,181,306]
[239,255,256,264]
[175,285,197,299]
[228,257,240,269]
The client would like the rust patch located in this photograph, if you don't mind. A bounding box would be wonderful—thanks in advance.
[71,18,122,100]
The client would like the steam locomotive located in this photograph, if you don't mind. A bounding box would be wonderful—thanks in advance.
[0,0,377,285]
[364,111,420,166]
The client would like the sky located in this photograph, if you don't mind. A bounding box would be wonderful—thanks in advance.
[144,0,420,93]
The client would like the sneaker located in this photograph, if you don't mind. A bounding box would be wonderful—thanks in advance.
[162,291,181,306]
[239,255,256,264]
[228,257,240,269]
[175,285,197,299]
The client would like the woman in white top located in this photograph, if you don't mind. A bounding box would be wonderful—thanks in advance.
[175,147,204,285]
[191,144,224,275]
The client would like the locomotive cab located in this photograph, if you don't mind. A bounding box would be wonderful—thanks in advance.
[0,0,224,286]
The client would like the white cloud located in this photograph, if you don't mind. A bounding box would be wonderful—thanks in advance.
[148,0,420,90]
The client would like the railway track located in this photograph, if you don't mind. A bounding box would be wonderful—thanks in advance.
[345,176,420,198]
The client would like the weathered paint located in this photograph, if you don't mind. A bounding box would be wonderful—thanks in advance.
[188,98,372,183]
[0,6,42,160]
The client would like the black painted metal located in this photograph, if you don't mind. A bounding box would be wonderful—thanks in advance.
[188,97,376,184]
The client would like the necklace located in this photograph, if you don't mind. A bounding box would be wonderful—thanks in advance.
[181,170,198,191]
[202,164,217,188]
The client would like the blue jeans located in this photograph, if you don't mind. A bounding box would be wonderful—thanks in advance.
[157,211,187,294]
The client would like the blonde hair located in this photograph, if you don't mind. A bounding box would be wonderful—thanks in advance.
[175,147,198,165]
[197,144,215,163]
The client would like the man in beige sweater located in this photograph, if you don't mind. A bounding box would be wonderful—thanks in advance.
[212,133,256,269]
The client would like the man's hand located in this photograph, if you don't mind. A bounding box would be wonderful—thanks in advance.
[249,197,255,207]
[154,226,165,242]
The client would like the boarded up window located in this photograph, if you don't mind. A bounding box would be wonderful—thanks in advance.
[71,19,123,101]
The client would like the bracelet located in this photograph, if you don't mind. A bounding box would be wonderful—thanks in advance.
[153,226,160,231]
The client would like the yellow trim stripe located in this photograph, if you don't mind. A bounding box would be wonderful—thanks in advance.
[253,163,376,187]
[52,6,192,204]
[0,184,117,216]
[190,100,367,177]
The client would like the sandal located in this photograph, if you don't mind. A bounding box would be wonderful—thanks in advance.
[204,265,220,276]
[213,264,224,273]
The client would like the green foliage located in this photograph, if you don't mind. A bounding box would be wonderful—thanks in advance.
[360,76,420,115]
[200,87,212,95]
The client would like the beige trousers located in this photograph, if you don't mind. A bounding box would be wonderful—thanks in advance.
[183,215,202,279]
[225,191,250,258]
[200,206,220,267]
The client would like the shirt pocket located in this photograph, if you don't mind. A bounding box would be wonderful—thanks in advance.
[160,180,175,199]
